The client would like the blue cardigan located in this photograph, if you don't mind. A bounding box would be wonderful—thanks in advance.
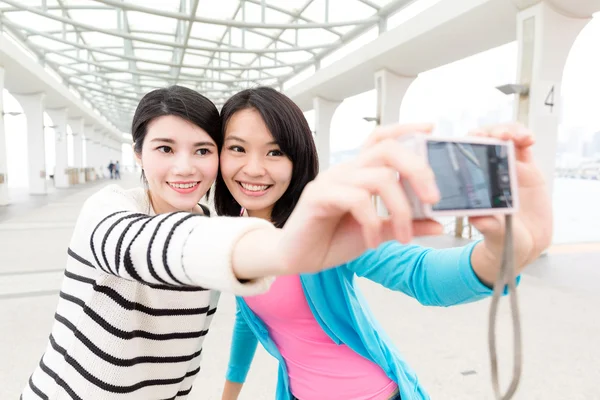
[226,241,515,400]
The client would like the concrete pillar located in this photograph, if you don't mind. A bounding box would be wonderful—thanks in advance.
[68,117,85,184]
[374,69,415,216]
[313,97,341,172]
[0,67,9,205]
[14,92,46,195]
[84,124,95,181]
[514,2,591,197]
[374,69,415,125]
[46,108,69,188]
[94,127,107,178]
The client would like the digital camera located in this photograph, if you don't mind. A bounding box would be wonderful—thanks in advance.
[393,134,519,219]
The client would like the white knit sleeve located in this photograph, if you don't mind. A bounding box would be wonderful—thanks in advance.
[68,185,274,296]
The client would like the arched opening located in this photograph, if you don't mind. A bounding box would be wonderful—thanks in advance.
[399,41,518,133]
[554,15,600,244]
[329,89,377,166]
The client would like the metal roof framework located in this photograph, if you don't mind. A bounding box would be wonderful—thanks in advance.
[0,0,416,133]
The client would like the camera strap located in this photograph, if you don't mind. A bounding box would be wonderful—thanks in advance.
[488,215,522,399]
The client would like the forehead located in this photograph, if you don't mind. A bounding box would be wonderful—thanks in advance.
[145,115,215,144]
[225,108,274,143]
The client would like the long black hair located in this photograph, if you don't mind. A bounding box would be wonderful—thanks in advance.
[214,87,319,228]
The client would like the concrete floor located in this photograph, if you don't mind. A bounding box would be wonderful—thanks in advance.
[1,174,599,399]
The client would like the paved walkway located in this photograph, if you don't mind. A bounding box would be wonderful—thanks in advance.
[1,175,599,399]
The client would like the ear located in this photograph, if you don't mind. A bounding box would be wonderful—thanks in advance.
[133,143,142,167]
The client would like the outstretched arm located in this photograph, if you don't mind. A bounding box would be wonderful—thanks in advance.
[70,185,276,295]
[73,123,458,294]
[346,241,499,306]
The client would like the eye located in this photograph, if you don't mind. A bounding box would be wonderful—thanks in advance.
[228,145,245,153]
[268,149,284,157]
[157,145,172,154]
[196,148,211,156]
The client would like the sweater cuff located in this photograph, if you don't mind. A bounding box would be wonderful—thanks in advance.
[226,365,249,383]
[459,240,521,297]
[181,217,275,296]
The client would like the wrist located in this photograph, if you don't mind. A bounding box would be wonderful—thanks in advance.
[470,241,501,288]
[232,227,286,279]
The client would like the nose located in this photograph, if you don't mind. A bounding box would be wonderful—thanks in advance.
[172,153,197,176]
[242,154,266,177]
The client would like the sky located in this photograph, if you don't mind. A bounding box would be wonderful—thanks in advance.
[3,11,600,188]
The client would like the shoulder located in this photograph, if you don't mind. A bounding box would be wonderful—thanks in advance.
[83,184,149,213]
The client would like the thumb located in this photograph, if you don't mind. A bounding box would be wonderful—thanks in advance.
[468,215,505,243]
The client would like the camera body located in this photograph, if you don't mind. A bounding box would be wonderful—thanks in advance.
[393,133,519,219]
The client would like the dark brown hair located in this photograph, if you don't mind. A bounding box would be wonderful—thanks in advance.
[214,87,319,228]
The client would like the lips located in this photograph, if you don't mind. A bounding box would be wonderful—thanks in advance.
[237,181,272,197]
[239,182,270,192]
[168,181,200,194]
[168,182,198,189]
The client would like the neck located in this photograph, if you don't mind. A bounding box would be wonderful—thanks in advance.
[147,191,194,214]
[247,207,273,223]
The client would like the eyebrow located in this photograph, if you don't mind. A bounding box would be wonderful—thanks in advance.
[225,135,277,146]
[150,138,216,147]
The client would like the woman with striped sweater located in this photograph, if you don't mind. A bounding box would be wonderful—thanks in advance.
[21,85,437,400]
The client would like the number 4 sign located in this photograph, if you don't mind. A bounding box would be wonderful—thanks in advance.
[545,85,554,112]
[538,81,560,116]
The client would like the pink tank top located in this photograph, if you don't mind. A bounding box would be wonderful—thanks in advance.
[245,275,398,400]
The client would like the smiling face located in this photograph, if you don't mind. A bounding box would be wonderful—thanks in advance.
[219,108,293,221]
[136,114,219,214]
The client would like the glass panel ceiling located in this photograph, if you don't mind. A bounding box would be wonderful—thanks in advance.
[0,0,415,133]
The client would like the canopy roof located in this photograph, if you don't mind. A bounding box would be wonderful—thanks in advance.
[0,0,414,132]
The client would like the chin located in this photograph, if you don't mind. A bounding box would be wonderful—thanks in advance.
[169,199,200,212]
[241,199,271,212]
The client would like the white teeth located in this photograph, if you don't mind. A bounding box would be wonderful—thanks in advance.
[240,182,269,192]
[169,182,198,189]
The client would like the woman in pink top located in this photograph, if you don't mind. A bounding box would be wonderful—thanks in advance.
[215,88,552,400]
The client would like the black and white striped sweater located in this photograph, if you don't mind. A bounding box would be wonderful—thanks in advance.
[22,185,273,400]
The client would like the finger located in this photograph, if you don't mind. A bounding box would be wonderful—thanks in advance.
[357,140,440,204]
[327,185,383,248]
[362,123,434,150]
[469,124,535,162]
[370,171,413,243]
[412,219,444,236]
[484,123,536,147]
[468,215,504,241]
[328,167,414,243]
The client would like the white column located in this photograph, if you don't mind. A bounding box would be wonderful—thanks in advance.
[46,108,69,188]
[84,124,95,181]
[94,128,107,178]
[0,67,9,205]
[374,69,415,125]
[68,117,85,184]
[313,97,341,172]
[71,117,85,183]
[14,92,46,195]
[374,69,415,216]
[514,2,591,197]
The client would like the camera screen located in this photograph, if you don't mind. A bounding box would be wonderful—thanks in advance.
[427,141,513,211]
